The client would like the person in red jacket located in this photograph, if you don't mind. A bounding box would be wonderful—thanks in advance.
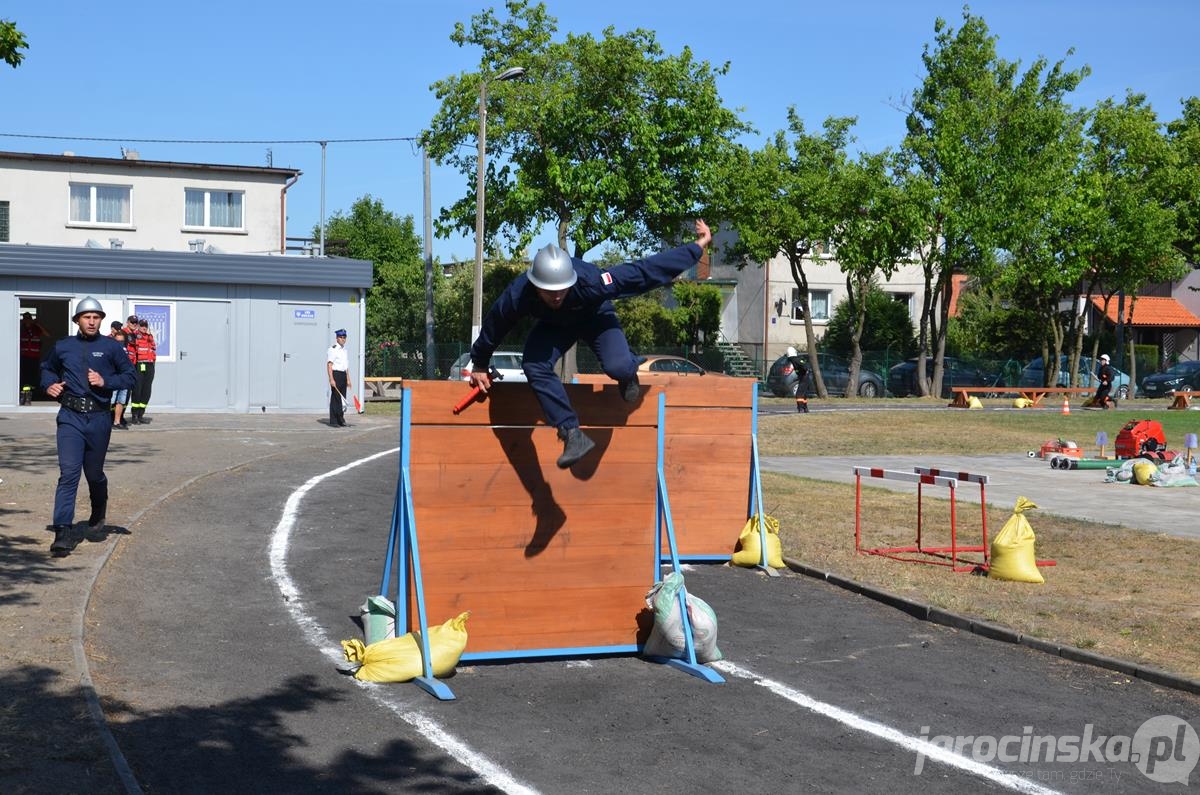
[129,319,157,424]
[19,311,49,402]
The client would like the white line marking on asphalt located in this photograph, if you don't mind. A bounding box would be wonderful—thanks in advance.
[268,447,539,795]
[713,661,1060,795]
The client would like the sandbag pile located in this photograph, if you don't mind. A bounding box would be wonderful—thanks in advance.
[988,497,1044,584]
[642,572,721,663]
[731,513,784,569]
[340,611,470,682]
[1106,457,1198,487]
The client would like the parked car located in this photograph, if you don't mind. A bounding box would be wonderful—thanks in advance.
[1139,360,1200,399]
[448,351,528,383]
[1018,355,1131,399]
[766,352,885,398]
[887,356,1000,399]
[636,354,728,377]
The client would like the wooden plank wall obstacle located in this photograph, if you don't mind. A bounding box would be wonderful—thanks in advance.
[574,375,759,560]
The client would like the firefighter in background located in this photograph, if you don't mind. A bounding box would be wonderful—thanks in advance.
[786,346,810,413]
[1093,353,1117,409]
[129,318,156,424]
[20,311,49,403]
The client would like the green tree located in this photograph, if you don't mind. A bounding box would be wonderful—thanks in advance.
[722,113,854,397]
[317,196,424,349]
[667,281,723,349]
[613,291,672,351]
[822,283,917,360]
[1,18,27,68]
[829,150,924,392]
[901,9,1088,395]
[1164,97,1200,268]
[1074,93,1185,384]
[423,0,747,256]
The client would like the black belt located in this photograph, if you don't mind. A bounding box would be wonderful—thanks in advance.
[61,394,109,414]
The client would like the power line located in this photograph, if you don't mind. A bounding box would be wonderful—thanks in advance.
[0,132,419,144]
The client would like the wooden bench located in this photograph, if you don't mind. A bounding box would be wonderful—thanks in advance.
[948,386,1093,408]
[362,376,403,399]
[1168,390,1199,410]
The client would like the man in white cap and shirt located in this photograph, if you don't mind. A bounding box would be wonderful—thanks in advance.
[326,328,352,427]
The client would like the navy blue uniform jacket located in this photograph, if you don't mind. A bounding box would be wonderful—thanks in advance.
[471,242,703,369]
[41,332,137,401]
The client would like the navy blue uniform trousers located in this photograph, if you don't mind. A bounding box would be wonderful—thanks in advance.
[53,408,113,526]
[523,310,636,430]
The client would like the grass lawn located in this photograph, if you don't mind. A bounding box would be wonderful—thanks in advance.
[758,399,1200,681]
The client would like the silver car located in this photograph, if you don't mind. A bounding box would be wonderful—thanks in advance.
[448,351,528,383]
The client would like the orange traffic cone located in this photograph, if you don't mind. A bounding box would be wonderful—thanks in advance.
[1061,397,1070,415]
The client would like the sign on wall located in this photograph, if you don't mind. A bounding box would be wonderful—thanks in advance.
[131,301,176,362]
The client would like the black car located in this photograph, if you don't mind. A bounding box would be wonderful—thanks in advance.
[1140,361,1200,399]
[766,352,885,398]
[888,356,999,399]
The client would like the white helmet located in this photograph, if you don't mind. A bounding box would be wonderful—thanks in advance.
[72,296,106,321]
[528,244,578,291]
[786,346,798,358]
[1100,354,1110,363]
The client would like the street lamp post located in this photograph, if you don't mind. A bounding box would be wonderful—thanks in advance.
[472,66,526,344]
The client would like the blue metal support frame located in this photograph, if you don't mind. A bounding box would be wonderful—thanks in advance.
[376,388,455,701]
[745,387,778,576]
[647,393,725,684]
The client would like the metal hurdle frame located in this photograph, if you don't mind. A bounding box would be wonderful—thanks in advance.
[377,387,722,701]
[853,465,990,573]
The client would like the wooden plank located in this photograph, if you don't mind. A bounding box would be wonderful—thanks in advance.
[573,374,755,407]
[406,380,662,427]
[405,584,650,653]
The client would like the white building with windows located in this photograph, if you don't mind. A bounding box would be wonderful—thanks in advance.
[1,150,372,412]
[702,229,926,370]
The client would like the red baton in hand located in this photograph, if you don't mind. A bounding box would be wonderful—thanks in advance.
[451,367,502,415]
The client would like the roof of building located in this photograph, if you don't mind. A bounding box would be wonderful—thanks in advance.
[0,150,301,178]
[0,243,372,289]
[1090,295,1200,328]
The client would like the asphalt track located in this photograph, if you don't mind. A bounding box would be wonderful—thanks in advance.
[86,423,1200,793]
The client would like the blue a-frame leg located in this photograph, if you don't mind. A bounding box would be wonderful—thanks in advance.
[647,392,725,684]
[746,388,779,576]
[377,388,456,701]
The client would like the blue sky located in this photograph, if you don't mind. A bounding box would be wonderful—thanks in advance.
[3,1,1196,262]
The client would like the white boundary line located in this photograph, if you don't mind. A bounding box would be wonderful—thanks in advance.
[267,447,539,795]
[269,449,1056,795]
[713,661,1059,795]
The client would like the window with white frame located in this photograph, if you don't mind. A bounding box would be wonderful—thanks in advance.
[0,200,9,242]
[185,188,244,230]
[791,288,830,321]
[69,183,132,226]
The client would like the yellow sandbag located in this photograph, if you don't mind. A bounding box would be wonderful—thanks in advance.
[1012,397,1032,409]
[1132,460,1158,485]
[731,513,784,568]
[341,611,469,683]
[988,497,1044,583]
[967,396,983,409]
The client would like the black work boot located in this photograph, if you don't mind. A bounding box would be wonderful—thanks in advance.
[556,427,596,469]
[618,374,641,403]
[88,502,107,530]
[50,525,73,556]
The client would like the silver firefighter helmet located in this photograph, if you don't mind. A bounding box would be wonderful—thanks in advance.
[527,244,578,291]
[72,296,106,321]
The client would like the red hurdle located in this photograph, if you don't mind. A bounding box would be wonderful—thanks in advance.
[853,465,991,573]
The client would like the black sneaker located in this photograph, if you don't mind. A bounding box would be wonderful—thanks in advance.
[50,525,73,556]
[619,375,641,403]
[88,506,106,530]
[556,427,596,469]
